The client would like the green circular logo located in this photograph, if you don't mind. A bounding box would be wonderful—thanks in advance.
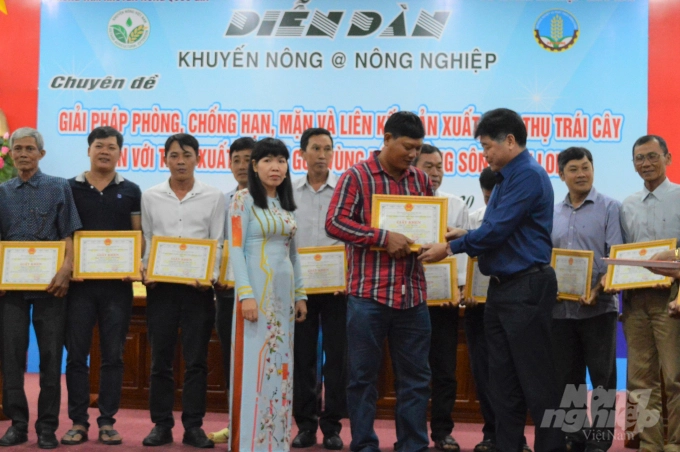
[108,8,150,50]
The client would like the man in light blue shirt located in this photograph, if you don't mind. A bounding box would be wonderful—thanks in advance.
[620,135,680,452]
[291,128,346,451]
[551,147,622,452]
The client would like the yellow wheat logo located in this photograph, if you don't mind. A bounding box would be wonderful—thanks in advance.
[550,15,564,45]
[534,10,579,52]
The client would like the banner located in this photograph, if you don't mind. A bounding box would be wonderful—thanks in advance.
[38,0,648,212]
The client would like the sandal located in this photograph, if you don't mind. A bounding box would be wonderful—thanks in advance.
[61,425,88,445]
[207,427,229,443]
[99,426,122,445]
[434,435,460,452]
[474,439,496,452]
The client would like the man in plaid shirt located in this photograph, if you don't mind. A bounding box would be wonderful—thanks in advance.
[325,111,433,452]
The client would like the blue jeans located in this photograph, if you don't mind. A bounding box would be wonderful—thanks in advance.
[346,295,431,452]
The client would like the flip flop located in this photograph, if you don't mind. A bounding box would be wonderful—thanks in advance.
[207,427,230,443]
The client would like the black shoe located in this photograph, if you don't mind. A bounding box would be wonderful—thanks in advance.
[292,430,317,448]
[322,433,343,450]
[0,426,28,447]
[182,428,214,449]
[565,439,585,452]
[142,426,173,447]
[38,431,59,449]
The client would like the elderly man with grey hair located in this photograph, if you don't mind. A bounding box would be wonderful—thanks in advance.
[0,127,82,449]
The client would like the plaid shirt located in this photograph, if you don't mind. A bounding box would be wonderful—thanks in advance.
[325,150,433,309]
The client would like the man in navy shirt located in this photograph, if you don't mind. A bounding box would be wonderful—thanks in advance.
[0,127,82,449]
[62,126,142,446]
[421,108,564,452]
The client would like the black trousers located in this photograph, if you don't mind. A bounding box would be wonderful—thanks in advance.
[485,267,565,452]
[552,312,618,450]
[65,280,132,429]
[464,304,496,443]
[293,293,347,436]
[215,288,235,390]
[146,283,215,430]
[465,303,530,448]
[0,292,66,434]
[428,305,459,441]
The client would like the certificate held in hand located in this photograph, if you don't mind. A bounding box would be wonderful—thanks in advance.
[73,230,142,280]
[147,236,217,286]
[604,239,677,291]
[464,257,490,303]
[298,246,347,294]
[424,257,459,306]
[370,194,448,252]
[0,241,66,291]
[550,249,594,302]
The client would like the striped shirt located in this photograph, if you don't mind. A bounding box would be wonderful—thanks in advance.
[325,150,433,309]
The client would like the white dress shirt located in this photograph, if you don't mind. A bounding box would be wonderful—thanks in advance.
[437,190,470,286]
[469,206,486,229]
[142,178,226,279]
[621,178,680,244]
[293,172,341,248]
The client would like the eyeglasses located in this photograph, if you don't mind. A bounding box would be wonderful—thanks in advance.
[633,152,666,165]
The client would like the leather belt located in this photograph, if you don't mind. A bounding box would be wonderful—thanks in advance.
[490,264,551,285]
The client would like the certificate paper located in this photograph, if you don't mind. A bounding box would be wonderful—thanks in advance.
[464,257,490,303]
[0,241,65,290]
[148,236,217,285]
[605,239,676,290]
[424,258,459,306]
[298,246,346,294]
[74,231,142,279]
[551,249,593,301]
[371,195,448,250]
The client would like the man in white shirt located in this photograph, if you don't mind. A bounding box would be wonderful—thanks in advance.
[292,128,346,451]
[140,133,226,449]
[620,135,680,451]
[414,144,468,451]
[468,167,495,230]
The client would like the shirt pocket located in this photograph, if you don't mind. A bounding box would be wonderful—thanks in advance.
[661,211,680,241]
[31,208,56,240]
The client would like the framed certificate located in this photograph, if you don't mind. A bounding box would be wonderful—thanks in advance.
[604,239,677,291]
[147,236,217,286]
[218,240,235,288]
[371,194,448,251]
[464,257,490,303]
[424,257,460,306]
[73,231,142,280]
[551,249,594,302]
[602,258,680,269]
[298,246,347,295]
[0,241,66,290]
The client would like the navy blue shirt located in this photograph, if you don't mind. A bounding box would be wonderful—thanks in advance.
[0,169,82,298]
[0,169,82,241]
[449,150,554,276]
[69,172,141,231]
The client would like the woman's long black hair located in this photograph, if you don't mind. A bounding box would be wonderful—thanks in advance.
[248,137,297,211]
